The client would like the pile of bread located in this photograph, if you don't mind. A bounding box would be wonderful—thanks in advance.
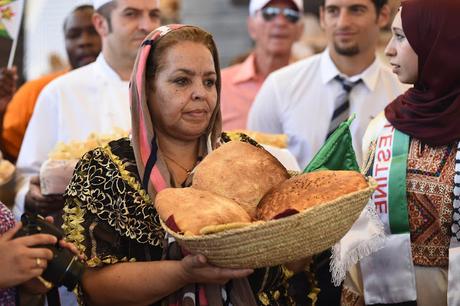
[155,141,368,236]
[40,129,128,195]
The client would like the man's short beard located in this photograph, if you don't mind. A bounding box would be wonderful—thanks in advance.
[334,42,360,56]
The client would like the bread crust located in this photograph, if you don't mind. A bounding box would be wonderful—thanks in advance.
[257,170,368,220]
[192,141,289,219]
[155,187,251,235]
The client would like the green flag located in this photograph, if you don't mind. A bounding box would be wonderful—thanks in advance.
[303,115,359,173]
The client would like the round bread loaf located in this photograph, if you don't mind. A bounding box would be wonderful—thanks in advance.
[155,187,251,236]
[257,170,368,221]
[192,141,289,219]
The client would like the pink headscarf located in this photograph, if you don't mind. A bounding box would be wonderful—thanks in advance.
[130,24,222,199]
[129,25,256,306]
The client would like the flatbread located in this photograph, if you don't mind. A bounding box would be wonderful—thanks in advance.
[155,187,252,235]
[257,170,368,220]
[192,141,289,219]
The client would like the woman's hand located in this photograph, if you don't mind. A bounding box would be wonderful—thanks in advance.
[25,176,65,216]
[20,217,84,294]
[0,222,57,289]
[179,254,253,285]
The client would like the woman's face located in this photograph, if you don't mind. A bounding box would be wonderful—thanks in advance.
[149,41,218,141]
[384,9,418,84]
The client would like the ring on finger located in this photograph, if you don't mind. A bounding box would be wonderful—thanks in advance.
[36,257,42,268]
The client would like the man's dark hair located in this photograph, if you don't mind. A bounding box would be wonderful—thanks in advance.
[320,0,388,14]
[63,5,95,32]
[96,1,118,32]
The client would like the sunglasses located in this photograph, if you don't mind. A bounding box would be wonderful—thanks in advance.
[260,7,301,23]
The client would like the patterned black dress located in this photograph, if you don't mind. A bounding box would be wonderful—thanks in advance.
[63,137,314,306]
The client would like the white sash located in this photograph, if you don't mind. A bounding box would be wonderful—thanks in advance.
[330,200,386,286]
[360,123,460,305]
[360,122,416,304]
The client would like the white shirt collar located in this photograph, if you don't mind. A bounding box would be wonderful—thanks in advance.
[95,53,126,82]
[320,49,381,91]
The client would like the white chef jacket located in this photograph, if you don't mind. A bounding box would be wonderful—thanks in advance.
[14,54,131,218]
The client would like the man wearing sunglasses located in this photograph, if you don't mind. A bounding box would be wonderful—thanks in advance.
[248,0,407,168]
[220,0,303,130]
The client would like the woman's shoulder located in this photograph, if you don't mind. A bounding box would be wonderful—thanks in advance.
[66,136,142,200]
[362,113,388,153]
[82,137,133,159]
[65,136,163,247]
[78,137,138,174]
[107,137,134,157]
[361,112,390,172]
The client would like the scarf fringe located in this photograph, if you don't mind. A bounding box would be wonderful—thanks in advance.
[330,204,387,286]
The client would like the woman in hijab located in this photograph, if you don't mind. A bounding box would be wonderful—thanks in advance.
[340,0,460,305]
[63,25,304,306]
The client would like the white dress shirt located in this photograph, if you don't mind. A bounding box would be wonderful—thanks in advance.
[14,54,131,219]
[248,49,408,169]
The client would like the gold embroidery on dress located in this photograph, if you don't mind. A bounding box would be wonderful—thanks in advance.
[104,145,152,205]
[258,292,270,305]
[89,221,98,260]
[62,199,86,254]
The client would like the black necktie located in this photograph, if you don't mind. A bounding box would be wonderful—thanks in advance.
[327,75,362,138]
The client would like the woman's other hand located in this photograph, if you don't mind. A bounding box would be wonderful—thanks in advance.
[0,222,56,288]
[179,254,253,285]
[25,176,65,217]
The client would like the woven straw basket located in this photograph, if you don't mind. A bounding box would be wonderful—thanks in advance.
[161,177,377,269]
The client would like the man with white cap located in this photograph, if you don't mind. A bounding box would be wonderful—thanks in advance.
[13,1,160,303]
[248,0,407,168]
[220,0,304,130]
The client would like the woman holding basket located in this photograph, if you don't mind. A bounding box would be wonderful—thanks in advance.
[63,24,311,306]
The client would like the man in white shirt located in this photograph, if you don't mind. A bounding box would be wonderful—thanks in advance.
[248,0,407,169]
[14,0,161,222]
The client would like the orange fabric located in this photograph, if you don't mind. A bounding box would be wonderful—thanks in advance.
[1,70,66,160]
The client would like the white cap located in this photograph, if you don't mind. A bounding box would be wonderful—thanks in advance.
[249,0,304,16]
[93,0,113,10]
